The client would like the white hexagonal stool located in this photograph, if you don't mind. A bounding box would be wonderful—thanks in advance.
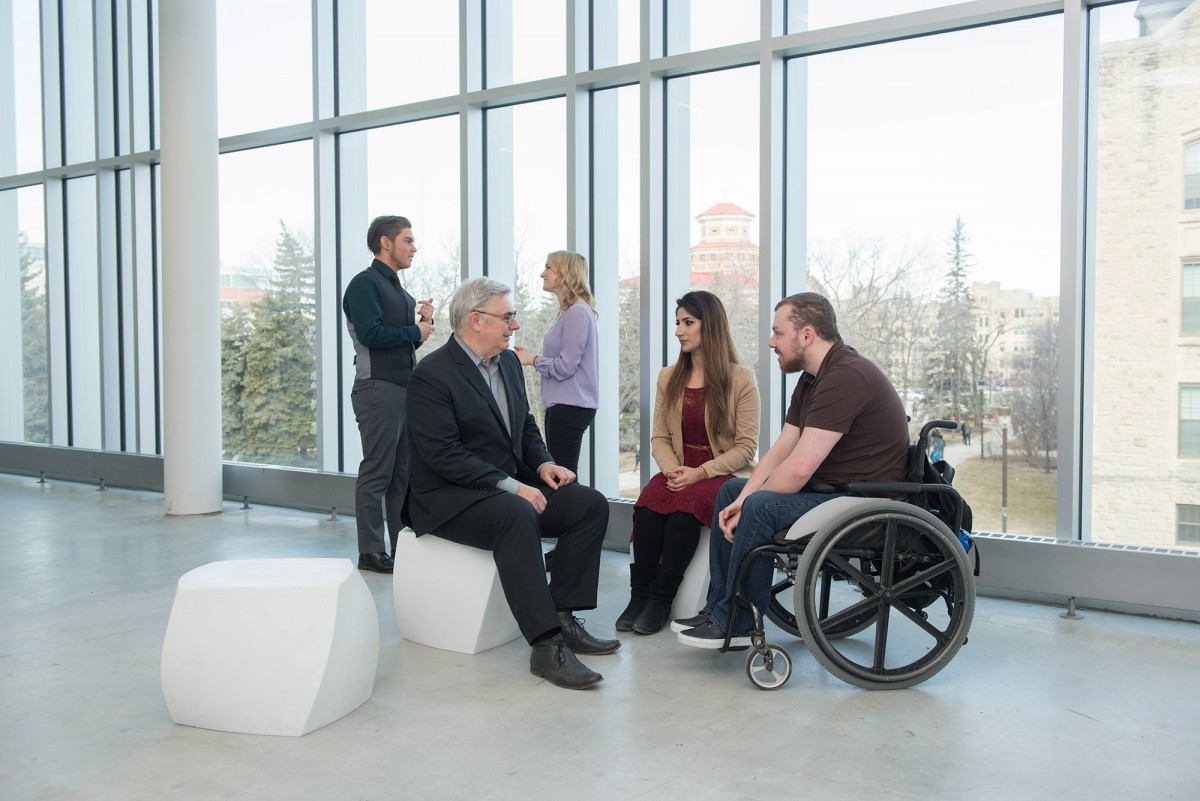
[632,526,712,620]
[393,528,523,654]
[161,558,379,737]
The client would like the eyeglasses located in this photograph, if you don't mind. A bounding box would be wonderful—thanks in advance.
[472,309,519,324]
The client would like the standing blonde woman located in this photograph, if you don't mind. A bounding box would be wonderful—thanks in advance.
[617,291,760,635]
[514,250,599,474]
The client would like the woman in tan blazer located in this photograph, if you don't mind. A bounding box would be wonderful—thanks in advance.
[617,291,760,635]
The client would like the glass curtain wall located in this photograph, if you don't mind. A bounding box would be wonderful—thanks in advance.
[596,84,641,498]
[337,117,462,473]
[1089,0,1200,550]
[2,0,157,453]
[215,0,311,137]
[797,15,1064,536]
[496,99,568,424]
[218,142,315,469]
[1,186,47,444]
[668,67,761,384]
[2,0,1199,566]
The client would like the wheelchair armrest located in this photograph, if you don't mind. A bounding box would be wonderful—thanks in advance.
[846,481,919,496]
[846,481,962,499]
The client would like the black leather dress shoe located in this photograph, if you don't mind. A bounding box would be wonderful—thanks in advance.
[358,552,394,574]
[530,635,603,689]
[557,612,621,655]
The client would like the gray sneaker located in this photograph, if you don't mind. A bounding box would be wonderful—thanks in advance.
[670,609,711,634]
[676,620,751,650]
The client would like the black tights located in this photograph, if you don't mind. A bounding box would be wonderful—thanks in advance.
[631,509,701,576]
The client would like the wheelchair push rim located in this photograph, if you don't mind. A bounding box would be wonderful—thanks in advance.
[794,506,975,690]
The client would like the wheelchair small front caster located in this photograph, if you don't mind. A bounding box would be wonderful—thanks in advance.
[746,644,792,690]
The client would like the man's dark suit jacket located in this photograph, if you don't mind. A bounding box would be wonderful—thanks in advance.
[402,335,554,535]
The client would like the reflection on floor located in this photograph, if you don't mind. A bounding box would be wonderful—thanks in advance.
[2,472,1197,800]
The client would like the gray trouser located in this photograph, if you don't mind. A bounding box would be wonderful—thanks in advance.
[351,378,408,554]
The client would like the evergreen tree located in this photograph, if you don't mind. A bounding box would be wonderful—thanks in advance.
[616,283,641,456]
[20,232,49,443]
[236,223,318,466]
[220,303,252,458]
[924,217,976,421]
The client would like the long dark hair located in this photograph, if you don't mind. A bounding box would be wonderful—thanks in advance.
[664,291,740,441]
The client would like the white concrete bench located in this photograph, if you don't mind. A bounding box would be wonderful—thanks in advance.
[392,528,523,654]
[160,558,379,737]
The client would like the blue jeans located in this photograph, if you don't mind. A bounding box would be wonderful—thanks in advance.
[707,479,847,634]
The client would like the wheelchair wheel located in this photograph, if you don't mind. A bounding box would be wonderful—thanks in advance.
[767,553,877,641]
[794,502,975,690]
[745,645,792,690]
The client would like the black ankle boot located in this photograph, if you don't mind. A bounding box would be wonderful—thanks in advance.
[633,573,685,635]
[632,599,671,634]
[615,597,646,631]
[616,565,655,631]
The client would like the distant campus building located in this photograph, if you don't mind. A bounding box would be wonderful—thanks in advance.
[219,264,266,310]
[972,281,1059,386]
[689,202,759,289]
[1091,0,1200,547]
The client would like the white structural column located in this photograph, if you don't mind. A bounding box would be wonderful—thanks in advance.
[0,0,21,441]
[159,0,222,515]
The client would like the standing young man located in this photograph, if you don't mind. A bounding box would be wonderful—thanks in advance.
[342,216,435,573]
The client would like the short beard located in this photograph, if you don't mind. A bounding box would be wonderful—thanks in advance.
[777,346,805,374]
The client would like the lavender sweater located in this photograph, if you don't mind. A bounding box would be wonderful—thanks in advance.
[534,301,599,410]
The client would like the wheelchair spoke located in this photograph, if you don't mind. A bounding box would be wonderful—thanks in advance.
[824,552,881,596]
[818,594,879,633]
[879,520,899,587]
[889,558,956,597]
[872,601,892,671]
[891,598,953,642]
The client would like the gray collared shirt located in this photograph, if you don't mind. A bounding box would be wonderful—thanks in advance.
[455,334,520,494]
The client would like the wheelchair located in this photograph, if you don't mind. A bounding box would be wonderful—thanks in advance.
[719,420,978,691]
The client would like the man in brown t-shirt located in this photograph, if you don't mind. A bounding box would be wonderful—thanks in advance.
[675,292,909,648]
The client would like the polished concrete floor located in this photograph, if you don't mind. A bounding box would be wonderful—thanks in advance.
[2,472,1198,801]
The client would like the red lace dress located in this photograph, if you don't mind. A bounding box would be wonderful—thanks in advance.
[633,387,735,526]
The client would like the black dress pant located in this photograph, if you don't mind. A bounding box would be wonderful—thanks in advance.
[543,404,597,474]
[427,481,610,643]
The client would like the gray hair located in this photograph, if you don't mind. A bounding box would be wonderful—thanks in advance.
[449,277,512,334]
